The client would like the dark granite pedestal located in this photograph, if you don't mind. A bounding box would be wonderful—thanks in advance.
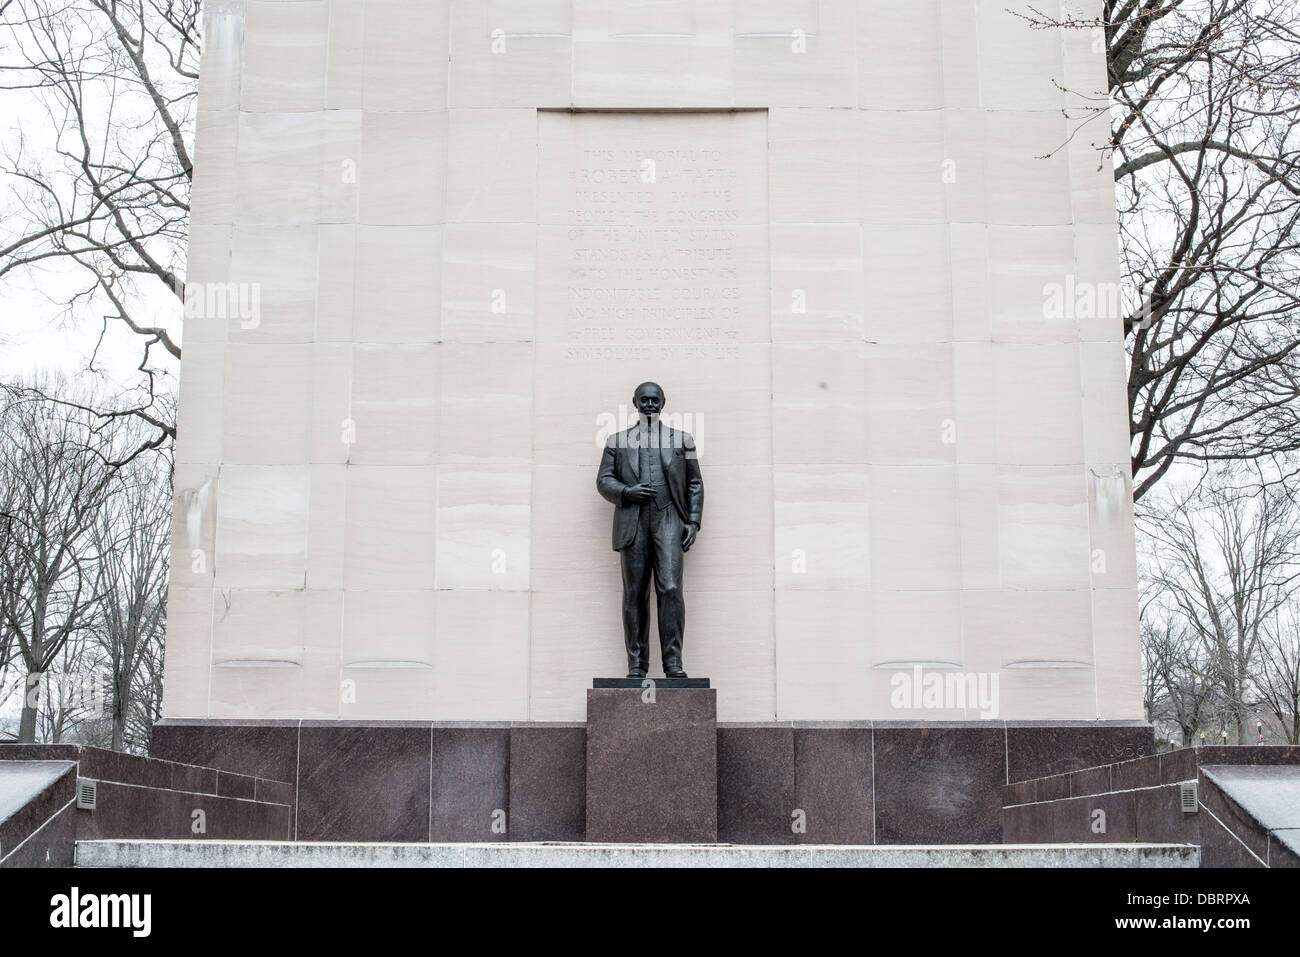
[151,717,1154,844]
[585,686,717,843]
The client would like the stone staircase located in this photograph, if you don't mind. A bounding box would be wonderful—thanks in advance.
[1001,746,1300,867]
[0,744,293,868]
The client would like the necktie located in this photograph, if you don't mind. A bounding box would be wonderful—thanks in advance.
[642,424,671,510]
[640,425,652,485]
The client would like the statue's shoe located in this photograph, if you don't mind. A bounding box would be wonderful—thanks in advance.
[664,668,688,678]
[626,670,647,679]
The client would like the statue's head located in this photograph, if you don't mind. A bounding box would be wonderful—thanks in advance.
[632,381,665,418]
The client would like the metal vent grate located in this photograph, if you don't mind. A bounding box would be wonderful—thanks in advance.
[1179,780,1198,813]
[76,778,97,811]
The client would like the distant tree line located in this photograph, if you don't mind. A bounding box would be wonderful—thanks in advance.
[1140,484,1300,746]
[0,375,170,751]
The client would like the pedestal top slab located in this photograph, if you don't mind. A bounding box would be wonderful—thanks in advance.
[592,677,711,689]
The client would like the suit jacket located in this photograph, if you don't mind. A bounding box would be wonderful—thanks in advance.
[597,423,704,551]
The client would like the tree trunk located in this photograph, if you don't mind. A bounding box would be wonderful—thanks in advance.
[18,672,40,743]
[111,695,126,752]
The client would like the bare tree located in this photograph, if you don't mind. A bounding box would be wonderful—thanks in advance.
[0,3,191,749]
[0,376,131,741]
[0,0,198,441]
[128,606,163,750]
[1257,599,1300,743]
[1140,483,1300,743]
[1139,605,1165,727]
[0,511,16,676]
[93,451,169,751]
[34,626,106,744]
[1021,1,1300,498]
[1140,597,1222,746]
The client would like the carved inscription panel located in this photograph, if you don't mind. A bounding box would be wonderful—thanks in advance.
[537,110,770,361]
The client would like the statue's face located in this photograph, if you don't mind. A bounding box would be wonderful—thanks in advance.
[633,384,665,417]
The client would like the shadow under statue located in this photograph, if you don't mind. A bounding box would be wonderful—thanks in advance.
[596,382,704,679]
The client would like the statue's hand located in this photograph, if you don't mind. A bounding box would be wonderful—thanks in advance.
[624,483,657,504]
[682,522,698,552]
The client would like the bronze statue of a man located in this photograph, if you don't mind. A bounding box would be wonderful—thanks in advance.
[596,382,704,678]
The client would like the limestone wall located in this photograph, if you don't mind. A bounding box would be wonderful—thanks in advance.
[165,0,1142,722]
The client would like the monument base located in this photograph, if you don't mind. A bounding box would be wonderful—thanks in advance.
[150,717,1154,844]
[585,687,717,843]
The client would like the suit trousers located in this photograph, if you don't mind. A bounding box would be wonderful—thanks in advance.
[620,502,685,672]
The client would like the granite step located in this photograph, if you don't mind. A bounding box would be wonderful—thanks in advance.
[74,839,1200,868]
